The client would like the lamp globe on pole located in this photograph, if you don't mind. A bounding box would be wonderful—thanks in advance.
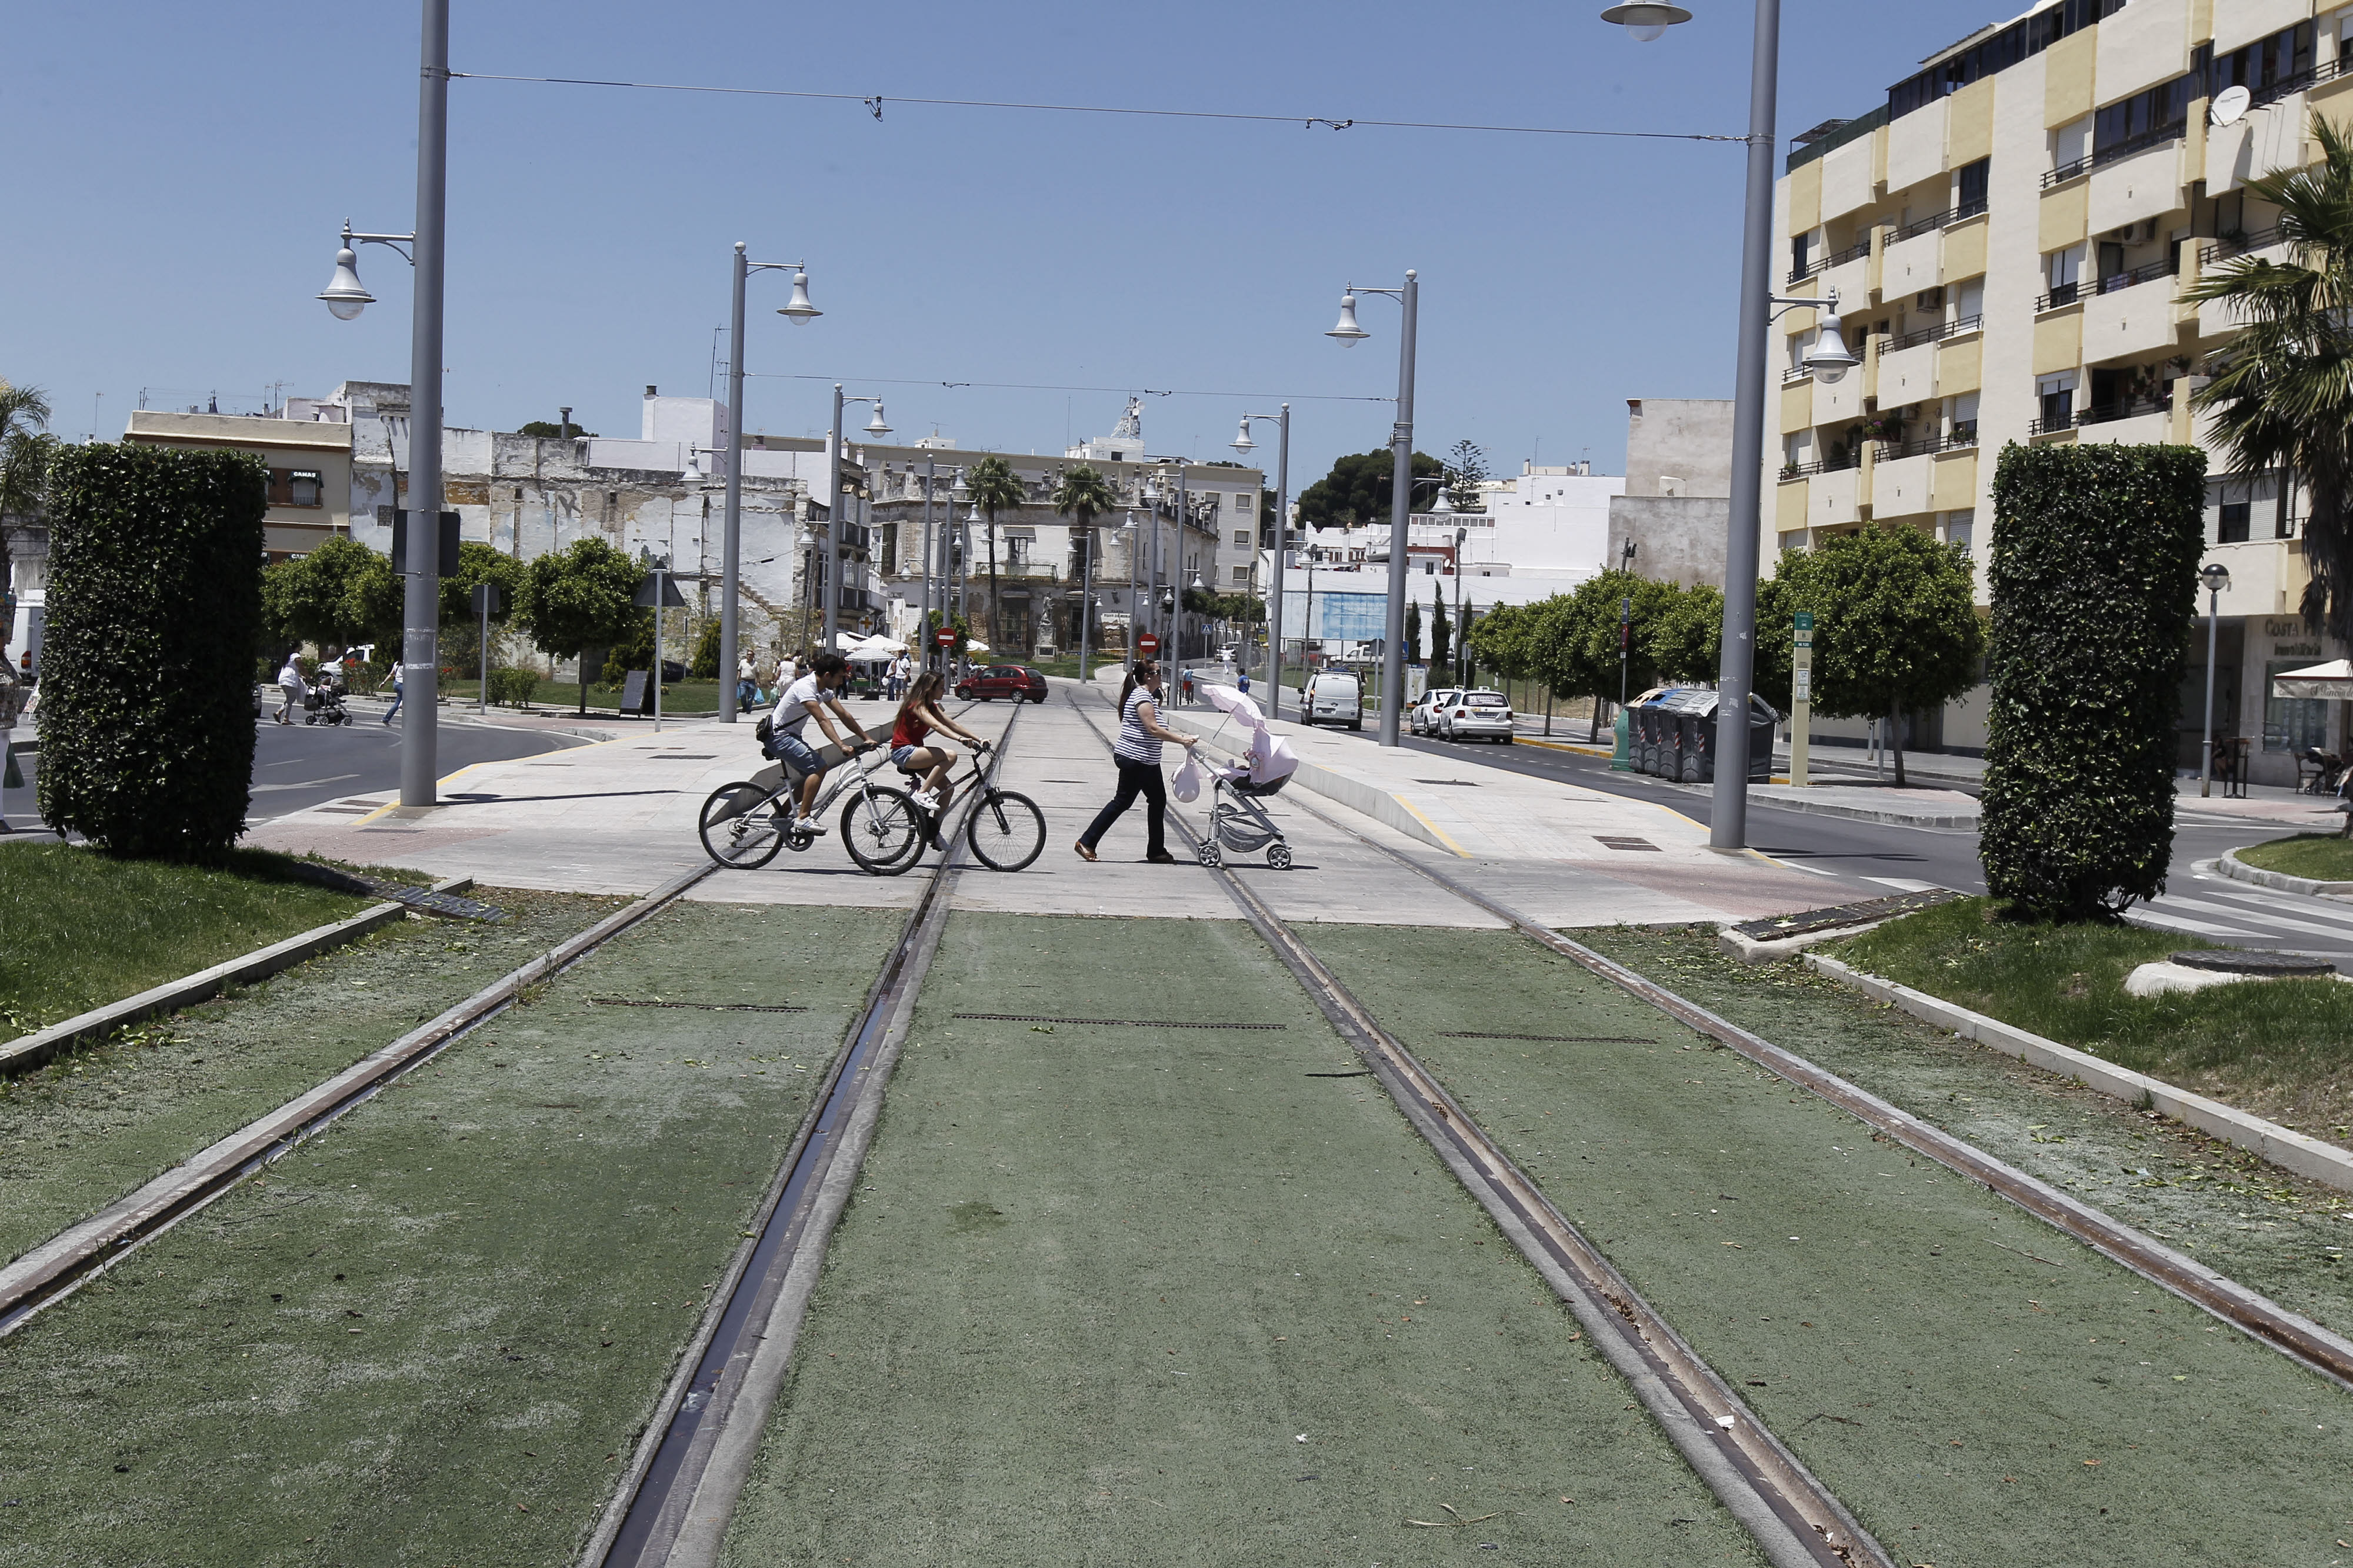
[776,271,821,325]
[1231,418,1257,454]
[1807,292,1861,384]
[1599,2,1692,42]
[318,236,375,321]
[1326,293,1370,345]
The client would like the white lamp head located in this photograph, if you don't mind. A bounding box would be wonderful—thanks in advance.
[1808,301,1859,385]
[1326,293,1369,346]
[1430,485,1455,515]
[1231,418,1256,453]
[865,402,892,436]
[950,469,969,501]
[684,446,703,481]
[1599,2,1692,41]
[318,241,374,321]
[778,271,821,325]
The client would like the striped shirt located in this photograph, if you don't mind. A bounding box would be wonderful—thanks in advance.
[1115,686,1162,765]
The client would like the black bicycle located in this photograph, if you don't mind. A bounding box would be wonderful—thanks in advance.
[696,741,1044,875]
[864,742,1046,876]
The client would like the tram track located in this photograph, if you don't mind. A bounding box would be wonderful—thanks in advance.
[586,697,1028,1568]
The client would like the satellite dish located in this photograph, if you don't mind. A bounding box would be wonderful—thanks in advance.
[2212,85,2252,126]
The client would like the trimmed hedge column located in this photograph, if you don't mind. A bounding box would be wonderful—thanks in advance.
[1982,443,2208,920]
[37,442,268,857]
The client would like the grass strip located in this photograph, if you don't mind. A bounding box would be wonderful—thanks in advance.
[0,845,371,1035]
[1827,895,2353,1136]
[719,912,1764,1567]
[1303,923,2353,1568]
[2236,832,2353,882]
[0,903,905,1568]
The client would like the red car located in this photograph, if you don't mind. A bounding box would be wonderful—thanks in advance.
[955,664,1048,702]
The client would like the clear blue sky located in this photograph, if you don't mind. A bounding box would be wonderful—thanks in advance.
[4,2,1990,488]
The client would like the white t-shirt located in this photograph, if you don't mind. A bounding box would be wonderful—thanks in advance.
[771,672,829,738]
[278,660,305,692]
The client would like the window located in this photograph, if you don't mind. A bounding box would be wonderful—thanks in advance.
[289,470,322,507]
[2268,660,2329,753]
[1955,158,1989,216]
[2052,115,2091,173]
[1235,491,1253,512]
[1945,511,1975,555]
[2211,23,2315,102]
[2038,372,2077,431]
[1232,565,1249,585]
[1791,233,1812,279]
[1955,278,1985,324]
[2219,501,2252,543]
[1234,529,1251,547]
[2044,246,2082,306]
[2094,69,2197,157]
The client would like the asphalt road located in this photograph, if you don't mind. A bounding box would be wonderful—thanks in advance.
[1292,716,2353,965]
[1,705,578,841]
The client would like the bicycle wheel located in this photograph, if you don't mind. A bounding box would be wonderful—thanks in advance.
[965,789,1046,872]
[700,781,789,869]
[842,786,925,875]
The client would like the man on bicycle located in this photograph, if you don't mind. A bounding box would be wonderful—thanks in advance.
[768,652,879,836]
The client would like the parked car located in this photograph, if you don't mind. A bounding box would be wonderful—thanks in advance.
[1439,688,1515,743]
[955,663,1048,703]
[1410,686,1461,737]
[1301,669,1363,730]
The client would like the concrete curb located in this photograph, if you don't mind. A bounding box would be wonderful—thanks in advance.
[2217,846,2353,899]
[1157,709,1467,858]
[1804,952,2353,1193]
[0,875,474,1077]
[1663,780,1978,829]
[1717,919,1890,964]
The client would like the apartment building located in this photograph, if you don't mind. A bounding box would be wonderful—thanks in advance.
[123,408,356,561]
[1771,0,2352,781]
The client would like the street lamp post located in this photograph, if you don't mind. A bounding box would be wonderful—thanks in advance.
[718,242,820,722]
[2199,562,2232,797]
[1232,406,1290,719]
[1324,272,1418,746]
[315,0,449,809]
[824,386,890,658]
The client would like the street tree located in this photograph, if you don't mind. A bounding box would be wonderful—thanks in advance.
[1429,586,1451,673]
[1776,526,1983,786]
[1649,582,1725,685]
[1445,439,1488,512]
[965,455,1024,649]
[1405,599,1422,663]
[2187,113,2353,640]
[261,535,400,653]
[1052,465,1117,656]
[519,536,644,715]
[1294,449,1443,531]
[516,419,595,438]
[1,381,58,592]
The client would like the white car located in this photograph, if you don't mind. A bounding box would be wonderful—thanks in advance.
[1301,669,1363,730]
[1439,688,1515,743]
[1410,687,1461,736]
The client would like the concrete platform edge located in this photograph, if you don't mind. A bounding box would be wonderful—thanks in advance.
[1717,919,1890,965]
[1803,952,2353,1192]
[2217,847,2353,900]
[1156,708,1466,858]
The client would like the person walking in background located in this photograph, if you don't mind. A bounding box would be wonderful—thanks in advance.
[737,655,759,715]
[275,652,306,725]
[382,662,404,725]
[0,656,21,834]
[1074,659,1197,865]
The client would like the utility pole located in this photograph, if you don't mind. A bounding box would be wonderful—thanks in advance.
[397,0,449,809]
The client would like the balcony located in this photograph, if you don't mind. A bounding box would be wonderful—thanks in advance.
[2074,398,2174,448]
[1881,425,1978,459]
[2035,282,2082,313]
[2094,257,2177,296]
[2199,226,2283,266]
[2084,262,2184,359]
[1779,451,1862,482]
[1788,235,1871,286]
[1888,313,1982,352]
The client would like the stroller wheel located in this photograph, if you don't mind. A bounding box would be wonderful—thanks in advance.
[1267,842,1294,871]
[1195,838,1223,869]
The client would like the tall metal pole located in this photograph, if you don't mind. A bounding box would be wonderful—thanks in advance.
[824,385,844,658]
[920,458,935,673]
[398,0,449,809]
[2201,583,2221,798]
[1379,271,1419,747]
[719,243,749,722]
[1269,405,1290,720]
[1711,0,1782,848]
[1176,465,1191,669]
[652,563,666,735]
[1078,523,1094,683]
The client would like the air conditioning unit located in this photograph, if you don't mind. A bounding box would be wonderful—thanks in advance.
[2107,220,2158,243]
[1915,287,1945,310]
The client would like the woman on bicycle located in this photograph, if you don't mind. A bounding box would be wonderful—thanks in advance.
[890,669,988,815]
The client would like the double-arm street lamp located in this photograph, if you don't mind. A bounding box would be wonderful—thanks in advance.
[718,242,821,721]
[1324,271,1419,747]
[316,0,449,810]
[824,387,891,656]
[1231,406,1291,719]
[1599,1,1859,848]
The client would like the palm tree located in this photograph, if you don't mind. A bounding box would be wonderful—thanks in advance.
[964,455,1025,649]
[0,382,56,593]
[1052,464,1118,655]
[2188,114,2353,641]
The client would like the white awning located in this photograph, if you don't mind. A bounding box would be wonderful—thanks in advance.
[2271,659,2353,699]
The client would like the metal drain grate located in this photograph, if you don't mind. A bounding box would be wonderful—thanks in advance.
[654,754,719,760]
[1413,779,1481,787]
[589,997,809,1013]
[1594,836,1661,852]
[951,1012,1287,1031]
[1439,1031,1661,1044]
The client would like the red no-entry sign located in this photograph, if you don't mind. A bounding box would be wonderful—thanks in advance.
[935,628,956,648]
[1137,633,1160,655]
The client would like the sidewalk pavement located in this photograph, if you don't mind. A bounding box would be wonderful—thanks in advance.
[242,683,1828,930]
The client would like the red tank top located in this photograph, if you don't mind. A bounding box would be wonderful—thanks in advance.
[891,709,932,750]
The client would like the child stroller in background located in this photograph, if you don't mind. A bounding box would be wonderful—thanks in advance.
[1187,683,1299,869]
[304,668,353,726]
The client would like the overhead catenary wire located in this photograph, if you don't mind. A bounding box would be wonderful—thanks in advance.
[739,372,1391,404]
[447,71,1748,144]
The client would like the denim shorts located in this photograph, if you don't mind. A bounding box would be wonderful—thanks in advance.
[890,743,920,769]
[768,731,823,778]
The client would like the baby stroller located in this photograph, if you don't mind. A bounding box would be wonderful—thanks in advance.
[1188,682,1297,870]
[304,673,352,726]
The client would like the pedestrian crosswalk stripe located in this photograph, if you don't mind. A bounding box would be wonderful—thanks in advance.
[2150,894,2353,943]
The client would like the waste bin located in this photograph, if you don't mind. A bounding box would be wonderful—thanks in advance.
[1630,688,1780,783]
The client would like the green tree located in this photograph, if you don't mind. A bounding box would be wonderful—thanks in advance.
[1429,587,1451,672]
[1525,572,1689,738]
[1782,526,1984,786]
[1053,465,1117,656]
[691,615,722,679]
[1,381,58,590]
[1445,439,1488,513]
[260,535,400,652]
[516,419,595,438]
[1405,599,1422,663]
[965,455,1025,649]
[1649,582,1725,685]
[1294,449,1444,531]
[2186,112,2353,640]
[518,536,644,715]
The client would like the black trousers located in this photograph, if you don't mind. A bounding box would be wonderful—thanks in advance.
[1080,758,1167,856]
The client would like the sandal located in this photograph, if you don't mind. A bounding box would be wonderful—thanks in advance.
[1073,841,1098,862]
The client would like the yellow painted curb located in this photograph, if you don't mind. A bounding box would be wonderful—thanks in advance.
[1395,797,1472,859]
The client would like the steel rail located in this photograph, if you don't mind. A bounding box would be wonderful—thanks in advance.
[1233,730,2353,1394]
[588,699,1026,1568]
[0,860,719,1337]
[1060,693,1887,1568]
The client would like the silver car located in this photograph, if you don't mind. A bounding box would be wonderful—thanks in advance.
[1439,688,1515,743]
[1411,686,1460,736]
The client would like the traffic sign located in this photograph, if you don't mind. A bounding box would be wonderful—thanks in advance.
[935,628,956,648]
[1137,632,1161,655]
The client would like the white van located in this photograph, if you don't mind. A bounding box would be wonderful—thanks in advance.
[1302,669,1362,731]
